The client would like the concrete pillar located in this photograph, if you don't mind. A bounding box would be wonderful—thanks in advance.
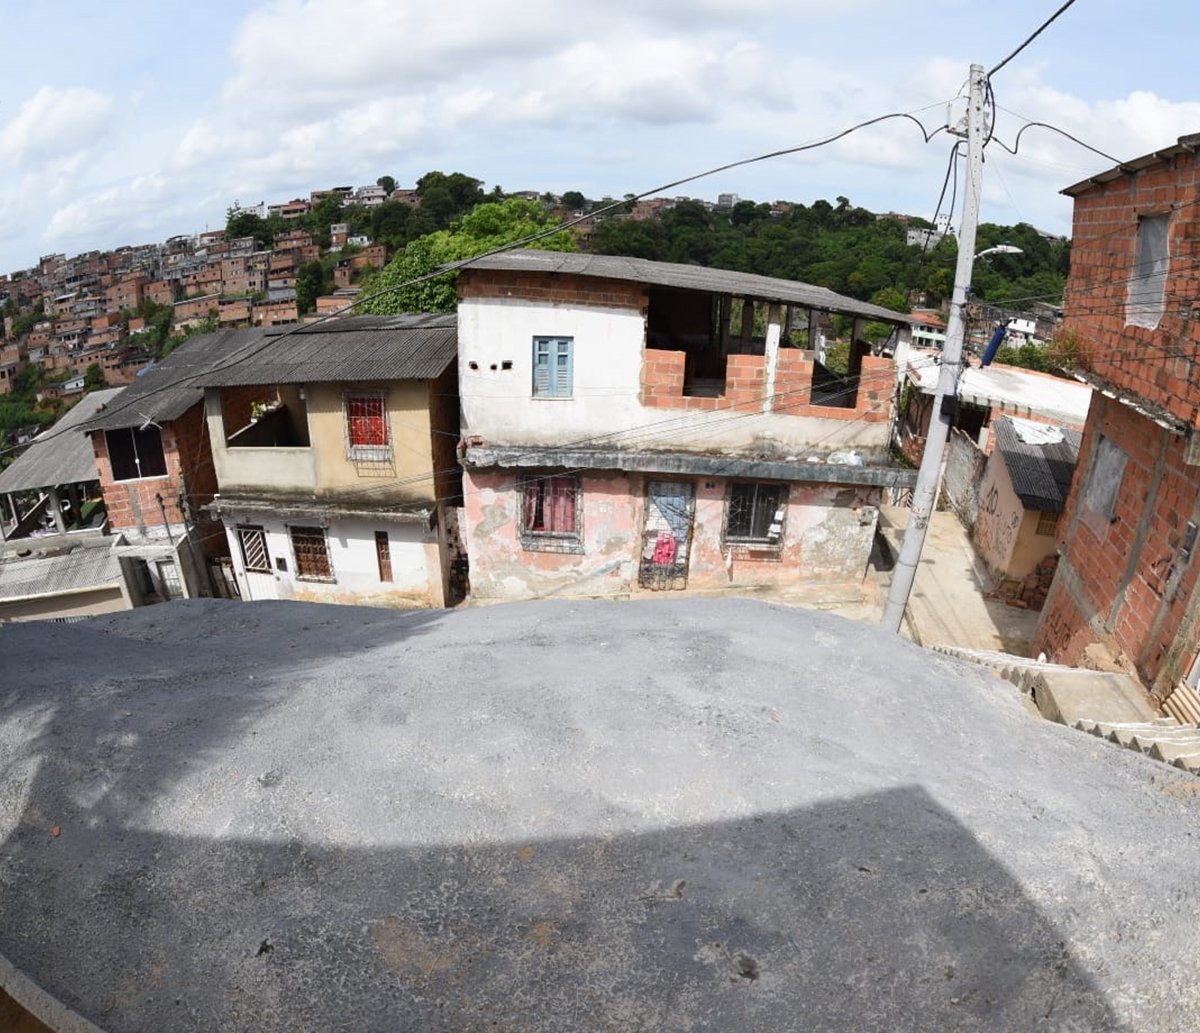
[763,304,782,413]
[47,487,67,534]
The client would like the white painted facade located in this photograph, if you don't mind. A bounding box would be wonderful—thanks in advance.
[223,514,443,608]
[457,295,890,456]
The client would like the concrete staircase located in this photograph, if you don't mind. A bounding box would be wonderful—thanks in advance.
[933,644,1200,777]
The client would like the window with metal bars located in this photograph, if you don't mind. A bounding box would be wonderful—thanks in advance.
[290,525,334,581]
[375,530,393,582]
[723,482,787,548]
[345,393,391,461]
[1035,511,1060,537]
[532,337,573,398]
[238,525,271,573]
[520,474,581,551]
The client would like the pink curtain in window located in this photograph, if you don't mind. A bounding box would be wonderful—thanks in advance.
[546,477,575,532]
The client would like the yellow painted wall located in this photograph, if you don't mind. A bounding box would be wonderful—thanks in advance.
[305,381,436,503]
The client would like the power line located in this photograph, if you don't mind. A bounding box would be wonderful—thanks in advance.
[988,0,1079,78]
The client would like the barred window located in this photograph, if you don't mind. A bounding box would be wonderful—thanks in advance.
[345,394,391,460]
[723,482,787,547]
[520,474,581,551]
[238,525,271,573]
[1036,511,1060,537]
[290,525,334,581]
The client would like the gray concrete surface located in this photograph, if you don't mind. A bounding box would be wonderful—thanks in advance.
[878,506,1040,654]
[2,597,1200,1032]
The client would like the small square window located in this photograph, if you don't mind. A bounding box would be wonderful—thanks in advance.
[520,474,582,552]
[290,525,335,581]
[532,337,573,398]
[723,482,787,548]
[345,393,391,461]
[105,426,168,481]
[1035,511,1060,537]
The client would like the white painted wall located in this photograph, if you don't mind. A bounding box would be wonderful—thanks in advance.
[458,296,888,455]
[223,514,441,608]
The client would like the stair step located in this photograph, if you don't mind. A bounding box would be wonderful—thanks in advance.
[1149,741,1200,765]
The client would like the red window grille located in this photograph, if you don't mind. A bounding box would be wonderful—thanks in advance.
[346,395,388,448]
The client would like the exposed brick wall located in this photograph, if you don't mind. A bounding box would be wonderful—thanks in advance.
[1035,394,1200,694]
[1065,155,1200,425]
[642,348,892,422]
[458,270,647,312]
[92,424,188,532]
[773,348,813,412]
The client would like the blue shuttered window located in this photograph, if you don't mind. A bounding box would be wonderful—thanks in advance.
[532,337,573,398]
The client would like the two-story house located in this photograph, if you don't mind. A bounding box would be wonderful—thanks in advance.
[199,314,464,608]
[1035,133,1200,716]
[455,250,915,600]
[81,333,249,603]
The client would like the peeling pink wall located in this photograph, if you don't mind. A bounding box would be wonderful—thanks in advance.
[463,468,881,600]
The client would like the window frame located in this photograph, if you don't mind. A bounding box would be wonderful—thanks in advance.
[288,524,336,582]
[375,530,393,582]
[344,391,392,462]
[722,481,788,550]
[237,524,272,573]
[105,425,169,482]
[532,336,574,399]
[519,473,583,553]
[1125,213,1170,330]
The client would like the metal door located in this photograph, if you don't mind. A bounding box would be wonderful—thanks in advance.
[638,481,695,591]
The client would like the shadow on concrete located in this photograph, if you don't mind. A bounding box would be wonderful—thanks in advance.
[0,599,1123,1033]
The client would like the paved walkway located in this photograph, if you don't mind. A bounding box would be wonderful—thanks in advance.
[876,506,1040,655]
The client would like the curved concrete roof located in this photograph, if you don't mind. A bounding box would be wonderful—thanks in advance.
[1,598,1197,1031]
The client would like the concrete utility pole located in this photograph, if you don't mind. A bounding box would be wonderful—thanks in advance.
[881,63,987,634]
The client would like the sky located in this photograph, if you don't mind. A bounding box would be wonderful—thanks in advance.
[2,0,1198,274]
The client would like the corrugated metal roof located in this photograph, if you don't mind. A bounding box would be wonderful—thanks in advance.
[992,416,1081,512]
[1062,133,1200,197]
[461,250,913,324]
[199,314,457,387]
[907,361,1092,428]
[82,328,272,432]
[82,316,457,430]
[0,542,121,601]
[0,388,123,493]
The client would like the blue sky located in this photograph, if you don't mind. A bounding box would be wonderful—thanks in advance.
[2,0,1198,274]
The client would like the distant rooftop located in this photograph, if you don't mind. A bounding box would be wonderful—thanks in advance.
[907,360,1092,427]
[991,415,1082,512]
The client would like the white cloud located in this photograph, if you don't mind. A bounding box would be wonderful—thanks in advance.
[0,86,114,168]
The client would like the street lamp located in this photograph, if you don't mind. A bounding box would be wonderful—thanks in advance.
[975,244,1023,258]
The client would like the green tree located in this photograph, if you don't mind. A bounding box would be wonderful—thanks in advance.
[83,363,105,391]
[377,175,397,195]
[357,198,576,315]
[561,190,587,211]
[296,259,329,315]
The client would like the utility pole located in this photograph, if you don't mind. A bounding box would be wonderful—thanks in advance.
[881,63,987,634]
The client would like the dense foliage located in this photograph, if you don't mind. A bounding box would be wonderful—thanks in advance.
[588,197,1068,309]
[356,199,575,314]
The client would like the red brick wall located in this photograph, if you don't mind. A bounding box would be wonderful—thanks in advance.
[458,270,647,312]
[774,349,813,412]
[92,425,188,531]
[1065,155,1200,425]
[1035,394,1200,694]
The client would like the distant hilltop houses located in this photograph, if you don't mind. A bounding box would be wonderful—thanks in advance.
[0,182,820,412]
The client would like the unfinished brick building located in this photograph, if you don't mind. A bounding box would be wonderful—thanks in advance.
[1035,133,1200,711]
